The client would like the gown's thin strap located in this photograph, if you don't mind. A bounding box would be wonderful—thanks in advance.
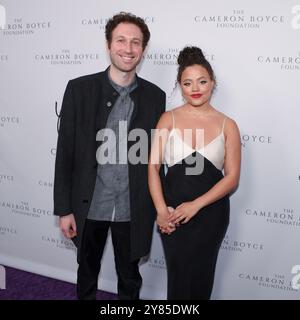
[170,110,175,129]
[222,117,227,133]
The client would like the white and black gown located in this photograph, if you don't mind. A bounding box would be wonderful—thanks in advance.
[161,111,229,300]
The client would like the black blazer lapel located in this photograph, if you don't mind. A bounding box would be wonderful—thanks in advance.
[95,70,119,149]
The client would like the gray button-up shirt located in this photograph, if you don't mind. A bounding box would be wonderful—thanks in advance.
[87,75,137,221]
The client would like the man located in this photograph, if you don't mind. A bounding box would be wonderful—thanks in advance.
[54,12,166,300]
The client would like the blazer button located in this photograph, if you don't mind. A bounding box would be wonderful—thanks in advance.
[113,92,118,96]
[106,101,112,107]
[82,199,89,204]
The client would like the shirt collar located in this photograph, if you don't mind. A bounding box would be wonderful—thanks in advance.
[107,69,138,95]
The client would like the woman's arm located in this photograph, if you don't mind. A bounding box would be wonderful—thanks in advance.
[148,112,175,234]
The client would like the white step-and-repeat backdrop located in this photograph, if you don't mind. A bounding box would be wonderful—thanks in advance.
[1,0,300,299]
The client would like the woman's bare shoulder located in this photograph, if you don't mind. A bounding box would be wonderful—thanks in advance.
[156,110,173,129]
[214,110,238,128]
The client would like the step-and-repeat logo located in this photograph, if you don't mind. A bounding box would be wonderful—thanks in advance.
[34,49,100,66]
[144,48,215,66]
[257,53,300,71]
[221,235,264,253]
[241,133,272,148]
[245,208,300,228]
[0,173,14,184]
[81,16,155,30]
[41,235,76,251]
[1,16,51,36]
[1,200,52,218]
[147,255,166,270]
[0,115,20,128]
[239,271,298,293]
[38,180,53,188]
[144,48,179,66]
[0,226,17,236]
[195,9,285,29]
[81,16,108,29]
[0,54,8,62]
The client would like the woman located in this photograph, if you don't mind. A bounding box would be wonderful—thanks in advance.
[148,46,241,300]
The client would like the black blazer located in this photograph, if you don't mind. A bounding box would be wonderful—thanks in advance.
[54,68,166,261]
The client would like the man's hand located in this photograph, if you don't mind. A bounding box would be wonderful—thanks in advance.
[59,213,77,239]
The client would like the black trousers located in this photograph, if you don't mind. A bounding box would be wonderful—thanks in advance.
[77,219,142,300]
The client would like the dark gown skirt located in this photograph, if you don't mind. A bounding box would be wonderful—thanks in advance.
[161,152,229,300]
